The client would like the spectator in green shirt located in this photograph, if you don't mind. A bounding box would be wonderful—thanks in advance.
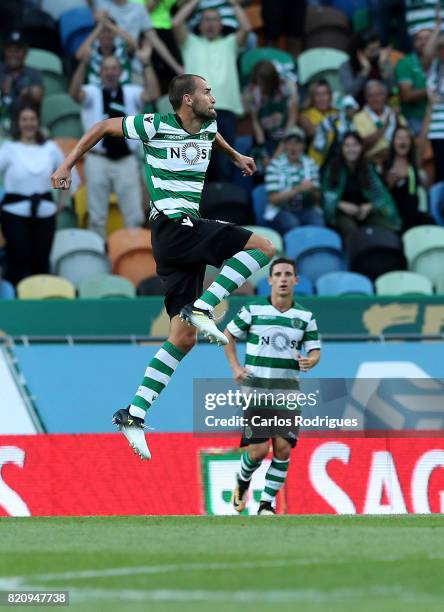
[396,17,442,135]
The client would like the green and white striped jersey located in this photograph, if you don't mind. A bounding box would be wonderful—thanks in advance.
[427,59,444,140]
[226,298,321,390]
[122,112,217,219]
[406,0,444,35]
[188,0,239,31]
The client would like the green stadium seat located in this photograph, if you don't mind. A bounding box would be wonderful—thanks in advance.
[242,225,284,255]
[78,274,136,299]
[375,271,433,296]
[436,277,444,294]
[352,7,370,32]
[402,226,444,264]
[297,48,349,92]
[50,228,110,288]
[56,207,78,230]
[402,226,444,286]
[41,93,83,138]
[25,48,67,96]
[240,48,295,85]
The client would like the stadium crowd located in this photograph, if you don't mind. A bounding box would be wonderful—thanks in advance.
[0,0,444,298]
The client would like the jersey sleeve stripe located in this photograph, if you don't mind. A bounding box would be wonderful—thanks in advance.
[303,331,319,342]
[134,114,149,140]
[226,321,246,338]
[232,315,250,331]
[123,116,137,139]
[304,340,322,351]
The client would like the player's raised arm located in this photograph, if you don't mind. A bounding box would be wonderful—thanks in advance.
[51,118,124,190]
[214,132,256,176]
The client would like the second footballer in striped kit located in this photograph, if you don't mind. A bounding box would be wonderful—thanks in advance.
[224,257,321,515]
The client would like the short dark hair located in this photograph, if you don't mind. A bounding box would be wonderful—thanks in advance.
[168,74,204,111]
[269,257,297,276]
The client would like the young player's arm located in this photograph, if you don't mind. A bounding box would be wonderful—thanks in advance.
[298,349,320,372]
[214,132,256,175]
[51,118,124,189]
[224,331,251,383]
[298,315,321,372]
[224,305,252,382]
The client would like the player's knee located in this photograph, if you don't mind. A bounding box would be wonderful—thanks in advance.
[249,445,268,462]
[260,238,276,260]
[274,447,291,461]
[171,329,197,353]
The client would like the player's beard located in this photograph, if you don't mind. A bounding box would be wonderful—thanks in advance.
[192,101,217,120]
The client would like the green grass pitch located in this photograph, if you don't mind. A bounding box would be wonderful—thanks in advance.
[0,515,443,612]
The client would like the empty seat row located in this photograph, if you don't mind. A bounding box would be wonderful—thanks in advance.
[12,273,158,300]
[49,228,156,289]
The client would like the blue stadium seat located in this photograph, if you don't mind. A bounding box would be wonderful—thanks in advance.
[256,275,313,296]
[0,279,15,299]
[284,226,342,260]
[59,6,95,55]
[232,136,254,194]
[316,271,374,296]
[284,226,346,283]
[330,0,368,19]
[235,135,253,156]
[42,0,88,22]
[252,184,268,226]
[430,181,444,226]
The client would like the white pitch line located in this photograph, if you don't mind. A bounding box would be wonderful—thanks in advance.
[58,586,444,605]
[3,553,444,586]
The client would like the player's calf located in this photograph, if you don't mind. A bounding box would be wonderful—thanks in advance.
[179,303,228,346]
[232,451,263,513]
[232,475,250,513]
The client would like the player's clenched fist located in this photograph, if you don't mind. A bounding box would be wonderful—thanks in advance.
[234,154,256,176]
[51,165,72,190]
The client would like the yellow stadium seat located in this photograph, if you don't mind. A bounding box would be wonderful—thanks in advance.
[17,275,76,299]
[74,187,124,235]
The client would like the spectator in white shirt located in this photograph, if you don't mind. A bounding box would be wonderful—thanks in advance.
[70,41,160,237]
[0,105,74,285]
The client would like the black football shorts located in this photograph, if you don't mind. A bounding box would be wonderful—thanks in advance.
[150,213,252,318]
